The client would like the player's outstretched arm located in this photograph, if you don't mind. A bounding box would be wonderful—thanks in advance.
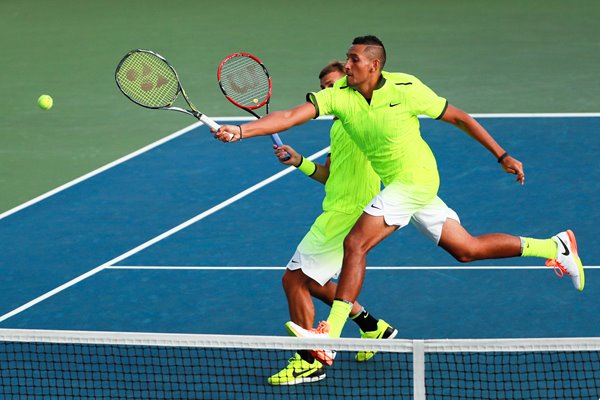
[273,144,330,184]
[441,104,525,185]
[214,102,317,142]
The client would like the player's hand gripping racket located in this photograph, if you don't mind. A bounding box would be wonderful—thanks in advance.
[115,49,232,139]
[217,52,289,158]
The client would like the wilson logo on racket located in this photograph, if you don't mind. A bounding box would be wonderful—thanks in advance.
[225,66,260,94]
[217,51,289,158]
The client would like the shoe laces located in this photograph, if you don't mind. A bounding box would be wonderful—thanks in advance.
[545,259,569,277]
[312,321,330,334]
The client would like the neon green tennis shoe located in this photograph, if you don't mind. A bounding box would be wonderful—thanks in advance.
[356,319,398,362]
[267,353,326,385]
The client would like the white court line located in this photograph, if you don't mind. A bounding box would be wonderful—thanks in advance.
[0,147,331,323]
[0,121,208,221]
[0,267,107,323]
[107,265,600,270]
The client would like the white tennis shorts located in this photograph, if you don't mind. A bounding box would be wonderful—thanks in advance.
[287,187,459,285]
[364,182,460,244]
[286,210,361,286]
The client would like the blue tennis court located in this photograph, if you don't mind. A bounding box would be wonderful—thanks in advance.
[0,115,598,340]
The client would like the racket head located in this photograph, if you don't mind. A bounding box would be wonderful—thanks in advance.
[217,52,272,110]
[115,49,181,109]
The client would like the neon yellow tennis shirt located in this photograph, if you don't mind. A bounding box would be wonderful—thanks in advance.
[308,71,448,193]
[323,119,380,214]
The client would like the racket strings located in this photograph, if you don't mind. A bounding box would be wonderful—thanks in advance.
[116,51,179,108]
[220,56,270,107]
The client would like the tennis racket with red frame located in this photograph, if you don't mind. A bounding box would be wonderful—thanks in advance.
[217,52,289,157]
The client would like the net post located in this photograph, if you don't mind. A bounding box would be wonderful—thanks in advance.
[413,339,426,400]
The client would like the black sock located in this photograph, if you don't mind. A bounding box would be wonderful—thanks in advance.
[350,308,379,332]
[298,350,315,363]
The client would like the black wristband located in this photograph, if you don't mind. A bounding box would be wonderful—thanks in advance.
[294,156,304,168]
[237,125,243,140]
[497,152,509,163]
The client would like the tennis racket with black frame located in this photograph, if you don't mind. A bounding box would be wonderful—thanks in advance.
[115,49,230,138]
[217,52,289,157]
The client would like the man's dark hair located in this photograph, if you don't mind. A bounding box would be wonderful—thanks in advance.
[352,35,386,68]
[319,60,345,80]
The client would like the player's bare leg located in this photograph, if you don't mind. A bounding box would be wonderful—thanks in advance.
[317,213,397,339]
[282,269,317,329]
[438,218,584,291]
[283,269,369,328]
[438,218,521,261]
[337,213,398,302]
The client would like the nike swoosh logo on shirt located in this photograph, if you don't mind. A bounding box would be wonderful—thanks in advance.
[557,237,570,256]
[389,103,401,107]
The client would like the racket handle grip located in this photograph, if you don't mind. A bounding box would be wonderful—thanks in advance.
[270,133,291,161]
[270,133,283,147]
[198,114,221,131]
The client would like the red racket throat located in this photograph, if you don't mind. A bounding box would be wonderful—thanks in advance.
[217,52,272,110]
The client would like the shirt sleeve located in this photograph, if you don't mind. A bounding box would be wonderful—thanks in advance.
[306,87,335,118]
[405,78,447,119]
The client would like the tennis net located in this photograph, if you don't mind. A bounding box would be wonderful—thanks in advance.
[1,329,599,399]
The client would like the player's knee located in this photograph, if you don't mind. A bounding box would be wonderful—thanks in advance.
[448,247,478,263]
[343,233,368,256]
[441,236,482,263]
[453,253,475,263]
[281,270,296,292]
[281,269,306,293]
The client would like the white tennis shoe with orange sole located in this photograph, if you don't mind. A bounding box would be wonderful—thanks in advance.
[546,230,585,291]
[285,321,337,366]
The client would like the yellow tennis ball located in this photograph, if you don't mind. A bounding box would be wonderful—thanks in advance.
[37,95,53,110]
[253,98,259,104]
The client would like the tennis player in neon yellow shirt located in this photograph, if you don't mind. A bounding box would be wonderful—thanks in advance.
[268,61,398,385]
[214,35,585,366]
